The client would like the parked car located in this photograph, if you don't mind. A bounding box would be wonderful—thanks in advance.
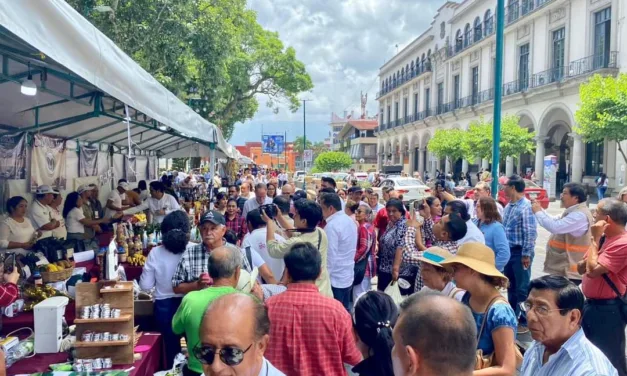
[374,177,431,203]
[463,179,549,209]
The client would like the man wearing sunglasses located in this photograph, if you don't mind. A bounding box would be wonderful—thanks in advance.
[173,246,241,376]
[196,293,285,376]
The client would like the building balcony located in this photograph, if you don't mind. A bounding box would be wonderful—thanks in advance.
[377,62,432,99]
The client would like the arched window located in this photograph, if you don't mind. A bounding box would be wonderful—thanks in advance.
[410,61,415,77]
[427,49,431,57]
[401,67,405,82]
[464,23,471,47]
[484,9,493,35]
[507,0,519,23]
[474,17,482,42]
[406,64,410,77]
[418,56,423,73]
[455,29,463,52]
[426,50,432,70]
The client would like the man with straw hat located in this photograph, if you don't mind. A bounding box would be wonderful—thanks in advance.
[441,242,519,374]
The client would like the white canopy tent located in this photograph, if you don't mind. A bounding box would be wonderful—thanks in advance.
[0,0,236,160]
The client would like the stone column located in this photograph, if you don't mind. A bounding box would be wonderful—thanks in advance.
[408,150,415,173]
[535,136,548,186]
[481,159,490,170]
[462,159,469,174]
[569,133,584,183]
[444,158,451,174]
[418,148,425,176]
[377,153,382,172]
[505,156,514,177]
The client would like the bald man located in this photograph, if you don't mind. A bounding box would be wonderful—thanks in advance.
[197,293,285,376]
[173,246,241,376]
[280,183,294,197]
[392,292,477,376]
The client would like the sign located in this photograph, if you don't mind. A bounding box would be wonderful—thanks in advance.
[0,133,26,179]
[303,149,313,162]
[262,135,285,154]
[543,155,558,199]
[31,134,66,191]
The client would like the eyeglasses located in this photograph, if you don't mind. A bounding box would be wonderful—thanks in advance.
[193,344,252,366]
[520,301,568,317]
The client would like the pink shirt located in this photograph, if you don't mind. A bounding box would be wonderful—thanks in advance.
[582,232,627,300]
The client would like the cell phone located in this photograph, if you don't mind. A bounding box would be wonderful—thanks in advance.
[4,253,16,274]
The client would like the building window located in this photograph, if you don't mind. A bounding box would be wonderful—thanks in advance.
[552,28,565,81]
[453,75,460,108]
[471,66,479,103]
[413,93,419,116]
[518,43,530,91]
[455,30,463,52]
[585,142,604,176]
[464,24,471,47]
[507,0,520,24]
[424,88,431,117]
[437,83,444,114]
[594,8,611,69]
[474,17,482,42]
[386,106,391,127]
[394,102,399,126]
[484,10,494,35]
[379,111,384,129]
[521,0,534,15]
[403,97,409,122]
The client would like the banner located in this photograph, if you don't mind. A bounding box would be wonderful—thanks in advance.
[148,157,157,180]
[79,145,99,177]
[262,135,285,154]
[125,156,137,183]
[0,133,26,179]
[31,134,66,191]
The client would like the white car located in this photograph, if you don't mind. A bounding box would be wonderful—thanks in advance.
[375,177,431,203]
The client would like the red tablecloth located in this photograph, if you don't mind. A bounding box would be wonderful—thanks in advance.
[8,332,163,375]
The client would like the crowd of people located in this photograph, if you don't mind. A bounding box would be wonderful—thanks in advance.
[0,166,625,376]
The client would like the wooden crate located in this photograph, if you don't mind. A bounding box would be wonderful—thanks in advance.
[74,281,134,365]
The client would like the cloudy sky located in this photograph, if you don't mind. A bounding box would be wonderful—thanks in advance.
[229,0,447,145]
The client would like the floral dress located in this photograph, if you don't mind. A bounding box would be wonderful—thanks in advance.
[378,218,416,278]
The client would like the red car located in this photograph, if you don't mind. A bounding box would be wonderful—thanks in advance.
[464,179,550,209]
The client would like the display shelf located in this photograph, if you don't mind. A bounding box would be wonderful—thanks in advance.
[74,340,130,348]
[74,314,132,324]
[100,287,133,293]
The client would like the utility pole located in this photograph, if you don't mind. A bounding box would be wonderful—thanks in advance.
[302,99,311,190]
[491,0,505,197]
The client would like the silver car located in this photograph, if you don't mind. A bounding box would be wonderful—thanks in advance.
[376,177,432,203]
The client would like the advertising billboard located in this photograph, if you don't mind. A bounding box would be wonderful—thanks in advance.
[262,135,285,154]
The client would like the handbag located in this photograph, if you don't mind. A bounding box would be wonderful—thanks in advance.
[384,281,404,306]
[474,296,524,370]
[602,274,627,322]
[353,256,368,286]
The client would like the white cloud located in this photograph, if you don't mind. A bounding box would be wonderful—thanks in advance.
[230,0,447,145]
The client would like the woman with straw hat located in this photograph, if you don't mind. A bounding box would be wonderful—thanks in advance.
[441,242,518,374]
[415,247,465,301]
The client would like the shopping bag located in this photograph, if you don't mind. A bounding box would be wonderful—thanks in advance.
[384,281,404,306]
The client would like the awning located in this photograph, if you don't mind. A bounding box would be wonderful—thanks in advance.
[0,0,234,157]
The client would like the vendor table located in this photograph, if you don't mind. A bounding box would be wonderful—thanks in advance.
[9,332,163,375]
[2,302,76,336]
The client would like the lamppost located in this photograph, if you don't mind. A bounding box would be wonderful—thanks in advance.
[302,99,311,190]
[491,0,506,197]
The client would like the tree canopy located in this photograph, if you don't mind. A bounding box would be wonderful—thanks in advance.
[575,74,627,164]
[427,128,468,164]
[293,136,327,159]
[465,115,534,161]
[313,151,352,172]
[68,0,313,140]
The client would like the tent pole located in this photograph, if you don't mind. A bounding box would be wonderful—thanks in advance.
[209,143,216,204]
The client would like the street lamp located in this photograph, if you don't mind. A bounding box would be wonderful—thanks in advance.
[301,99,311,190]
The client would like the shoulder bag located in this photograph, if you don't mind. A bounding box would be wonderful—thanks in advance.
[602,274,627,322]
[474,296,524,370]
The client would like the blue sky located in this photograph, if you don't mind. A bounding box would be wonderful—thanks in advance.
[229,0,446,145]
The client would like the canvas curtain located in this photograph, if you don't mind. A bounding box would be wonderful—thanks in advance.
[0,133,26,179]
[79,144,99,177]
[31,134,66,191]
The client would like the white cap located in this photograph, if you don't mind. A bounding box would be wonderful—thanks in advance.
[35,185,58,195]
[118,182,130,190]
[236,268,259,293]
[77,184,94,194]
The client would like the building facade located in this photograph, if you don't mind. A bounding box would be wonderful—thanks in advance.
[376,0,625,198]
[337,119,379,171]
[235,142,296,171]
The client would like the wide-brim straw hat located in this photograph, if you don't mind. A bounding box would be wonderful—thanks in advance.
[440,242,508,281]
[417,247,454,268]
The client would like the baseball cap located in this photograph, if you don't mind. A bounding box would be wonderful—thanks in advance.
[117,182,130,190]
[77,184,94,194]
[348,186,363,193]
[35,185,58,195]
[199,210,226,226]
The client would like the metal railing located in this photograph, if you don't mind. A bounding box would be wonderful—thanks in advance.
[502,79,525,96]
[569,51,618,77]
[376,62,433,98]
[530,66,566,88]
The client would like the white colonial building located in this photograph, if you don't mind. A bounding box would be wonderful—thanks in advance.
[376,0,626,198]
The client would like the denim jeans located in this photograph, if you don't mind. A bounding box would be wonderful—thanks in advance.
[504,247,532,326]
[154,297,183,369]
[332,286,352,311]
[597,186,607,200]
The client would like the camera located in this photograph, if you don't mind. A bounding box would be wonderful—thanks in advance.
[260,204,277,219]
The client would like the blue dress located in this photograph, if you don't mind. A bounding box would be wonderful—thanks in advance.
[461,292,518,354]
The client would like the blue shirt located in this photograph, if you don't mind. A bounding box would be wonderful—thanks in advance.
[461,293,517,355]
[475,220,511,272]
[521,328,618,376]
[502,197,537,256]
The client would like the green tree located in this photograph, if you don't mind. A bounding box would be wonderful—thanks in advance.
[575,74,627,164]
[67,0,313,140]
[171,158,188,172]
[464,115,534,161]
[427,128,468,165]
[313,151,352,172]
[292,136,313,154]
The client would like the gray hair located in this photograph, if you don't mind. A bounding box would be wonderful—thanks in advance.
[208,245,242,279]
[598,198,627,226]
[359,203,374,223]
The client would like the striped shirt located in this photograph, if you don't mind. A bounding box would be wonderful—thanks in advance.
[502,197,537,256]
[521,328,618,376]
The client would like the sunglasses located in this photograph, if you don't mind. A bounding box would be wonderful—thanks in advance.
[193,343,252,366]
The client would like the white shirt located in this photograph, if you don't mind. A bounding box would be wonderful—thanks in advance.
[242,228,286,281]
[324,211,358,288]
[0,217,37,255]
[242,196,273,219]
[260,357,285,376]
[370,203,385,215]
[50,207,67,240]
[124,194,181,224]
[535,210,589,238]
[105,189,123,219]
[139,190,150,202]
[421,281,465,302]
[66,207,85,234]
[457,219,486,245]
[28,200,53,239]
[139,243,188,299]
